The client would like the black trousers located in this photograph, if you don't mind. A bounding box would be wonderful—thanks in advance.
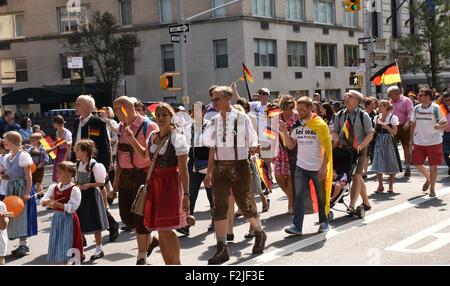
[188,160,213,216]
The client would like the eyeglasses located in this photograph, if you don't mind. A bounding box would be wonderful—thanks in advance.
[259,92,269,96]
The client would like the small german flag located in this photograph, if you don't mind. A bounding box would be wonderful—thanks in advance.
[89,128,101,137]
[440,104,449,117]
[263,126,277,140]
[240,63,254,83]
[370,62,401,86]
[40,137,56,160]
[54,138,66,148]
[147,103,158,118]
[267,107,281,118]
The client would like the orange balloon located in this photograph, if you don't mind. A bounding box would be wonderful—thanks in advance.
[30,163,37,174]
[3,196,25,218]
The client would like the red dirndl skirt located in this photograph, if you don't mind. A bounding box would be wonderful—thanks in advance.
[144,166,188,231]
[72,212,84,259]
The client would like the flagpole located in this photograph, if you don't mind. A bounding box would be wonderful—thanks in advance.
[242,62,252,101]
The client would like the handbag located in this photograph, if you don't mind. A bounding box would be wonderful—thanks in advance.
[131,132,171,216]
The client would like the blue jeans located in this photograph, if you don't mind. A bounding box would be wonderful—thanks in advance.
[293,166,328,231]
[443,132,450,168]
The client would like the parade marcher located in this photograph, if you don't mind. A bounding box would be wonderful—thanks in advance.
[180,102,214,236]
[125,103,190,265]
[41,161,83,264]
[274,95,298,215]
[371,100,402,193]
[0,198,8,265]
[204,85,220,121]
[280,97,333,235]
[0,110,19,138]
[204,86,267,265]
[363,97,378,178]
[332,90,374,214]
[74,140,109,261]
[51,115,72,183]
[389,86,414,177]
[18,117,33,145]
[113,96,159,265]
[410,88,447,197]
[27,133,49,198]
[441,91,450,175]
[72,95,119,242]
[2,131,37,256]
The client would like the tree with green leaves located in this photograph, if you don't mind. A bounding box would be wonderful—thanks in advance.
[64,11,140,105]
[394,0,450,90]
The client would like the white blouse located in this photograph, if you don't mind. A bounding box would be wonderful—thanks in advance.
[42,183,81,214]
[77,159,107,184]
[148,132,190,156]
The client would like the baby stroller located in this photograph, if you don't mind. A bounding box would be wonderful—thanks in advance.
[328,147,365,221]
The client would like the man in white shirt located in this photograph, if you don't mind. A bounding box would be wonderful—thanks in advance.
[204,86,267,265]
[410,88,447,197]
[280,97,330,235]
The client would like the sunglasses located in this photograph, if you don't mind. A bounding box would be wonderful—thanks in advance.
[211,97,223,102]
[259,92,269,96]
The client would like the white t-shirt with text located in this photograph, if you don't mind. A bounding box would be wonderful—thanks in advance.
[290,120,324,171]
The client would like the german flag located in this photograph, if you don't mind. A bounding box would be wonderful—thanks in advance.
[147,103,158,118]
[255,157,272,190]
[370,62,401,86]
[240,63,254,83]
[88,127,101,137]
[40,136,56,160]
[263,126,277,140]
[440,104,449,117]
[266,107,281,118]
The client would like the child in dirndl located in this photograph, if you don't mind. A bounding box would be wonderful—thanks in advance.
[2,131,37,257]
[74,140,109,261]
[42,161,83,264]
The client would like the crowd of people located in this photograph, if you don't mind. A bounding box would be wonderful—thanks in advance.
[0,83,449,266]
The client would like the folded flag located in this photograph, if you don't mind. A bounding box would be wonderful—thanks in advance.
[40,137,56,160]
[341,118,359,150]
[370,62,402,86]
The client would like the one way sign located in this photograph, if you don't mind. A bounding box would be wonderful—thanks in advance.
[169,24,190,34]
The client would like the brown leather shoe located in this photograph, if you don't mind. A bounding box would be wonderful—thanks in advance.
[252,231,267,254]
[207,241,230,265]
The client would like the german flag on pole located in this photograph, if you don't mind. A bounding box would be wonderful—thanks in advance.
[370,62,402,86]
[240,63,254,83]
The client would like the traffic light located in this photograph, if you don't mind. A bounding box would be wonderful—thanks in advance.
[159,73,181,91]
[349,75,363,88]
[344,0,361,12]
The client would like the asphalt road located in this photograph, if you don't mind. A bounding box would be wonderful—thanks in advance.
[4,159,450,265]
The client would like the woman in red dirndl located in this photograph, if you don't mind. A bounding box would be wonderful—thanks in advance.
[124,103,190,265]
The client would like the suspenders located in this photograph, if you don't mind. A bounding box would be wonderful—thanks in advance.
[214,117,239,161]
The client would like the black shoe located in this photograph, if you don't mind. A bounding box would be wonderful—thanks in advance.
[244,232,255,239]
[226,233,234,241]
[109,224,119,242]
[83,236,87,247]
[136,258,147,265]
[90,251,104,261]
[207,242,230,265]
[404,168,411,177]
[121,225,132,232]
[252,231,267,254]
[147,236,159,257]
[11,245,30,257]
[207,223,215,232]
[175,227,190,236]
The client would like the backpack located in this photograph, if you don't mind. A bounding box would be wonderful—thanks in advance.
[336,107,367,132]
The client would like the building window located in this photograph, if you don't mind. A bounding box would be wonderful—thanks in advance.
[119,0,132,26]
[343,3,358,27]
[123,48,135,75]
[0,58,28,84]
[164,96,177,103]
[213,0,226,17]
[285,0,304,21]
[161,45,175,72]
[254,39,277,67]
[314,0,335,24]
[0,14,25,39]
[325,89,341,100]
[289,90,309,98]
[315,43,337,67]
[61,55,94,80]
[287,41,307,67]
[252,0,274,18]
[160,0,172,23]
[58,6,88,33]
[344,45,359,67]
[213,40,228,69]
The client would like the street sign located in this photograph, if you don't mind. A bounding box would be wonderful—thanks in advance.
[68,56,83,69]
[171,35,180,43]
[358,37,377,44]
[169,23,190,34]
